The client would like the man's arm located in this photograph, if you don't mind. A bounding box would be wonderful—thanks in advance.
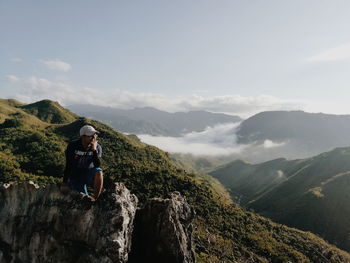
[92,144,102,168]
[90,136,102,168]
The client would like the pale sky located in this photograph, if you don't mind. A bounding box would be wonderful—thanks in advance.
[2,1,350,117]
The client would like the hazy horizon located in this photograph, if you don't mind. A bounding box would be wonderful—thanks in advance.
[2,1,350,118]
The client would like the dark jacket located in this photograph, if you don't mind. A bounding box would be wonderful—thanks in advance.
[63,138,102,183]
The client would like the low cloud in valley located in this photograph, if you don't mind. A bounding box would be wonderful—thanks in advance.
[138,123,287,158]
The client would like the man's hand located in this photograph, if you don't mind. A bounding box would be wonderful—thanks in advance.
[89,134,98,151]
[60,184,70,195]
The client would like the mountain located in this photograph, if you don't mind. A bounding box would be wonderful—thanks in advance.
[1,98,350,262]
[236,110,350,159]
[170,153,226,174]
[67,104,241,136]
[20,99,78,124]
[210,147,350,252]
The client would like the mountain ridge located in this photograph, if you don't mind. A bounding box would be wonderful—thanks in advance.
[210,146,350,252]
[20,99,78,124]
[67,104,242,136]
[236,110,350,158]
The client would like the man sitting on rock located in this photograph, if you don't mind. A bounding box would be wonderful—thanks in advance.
[60,125,103,201]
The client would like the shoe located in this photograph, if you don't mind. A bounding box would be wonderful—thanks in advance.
[86,195,96,202]
[81,194,96,202]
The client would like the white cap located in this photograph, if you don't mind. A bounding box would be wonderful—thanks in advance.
[79,125,99,136]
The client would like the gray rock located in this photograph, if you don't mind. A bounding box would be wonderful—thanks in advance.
[128,191,196,263]
[0,182,138,263]
[0,182,196,263]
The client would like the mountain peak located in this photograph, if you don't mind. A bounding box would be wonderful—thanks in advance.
[20,99,78,124]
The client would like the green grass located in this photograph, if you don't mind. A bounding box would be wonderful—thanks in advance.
[211,147,350,252]
[20,99,78,124]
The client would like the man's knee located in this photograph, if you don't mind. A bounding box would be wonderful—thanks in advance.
[94,170,103,184]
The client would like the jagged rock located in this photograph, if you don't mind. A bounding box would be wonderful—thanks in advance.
[128,192,196,263]
[0,182,197,263]
[0,182,138,263]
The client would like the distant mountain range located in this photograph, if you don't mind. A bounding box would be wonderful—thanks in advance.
[67,107,350,162]
[210,147,350,252]
[237,110,350,155]
[168,110,350,164]
[67,104,242,136]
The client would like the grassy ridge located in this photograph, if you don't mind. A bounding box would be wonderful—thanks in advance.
[210,158,310,205]
[1,98,350,262]
[211,148,350,252]
[20,99,78,124]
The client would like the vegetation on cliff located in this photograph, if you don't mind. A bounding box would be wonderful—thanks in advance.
[211,149,350,252]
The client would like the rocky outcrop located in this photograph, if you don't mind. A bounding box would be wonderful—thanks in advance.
[128,192,196,263]
[0,182,196,263]
[0,181,137,263]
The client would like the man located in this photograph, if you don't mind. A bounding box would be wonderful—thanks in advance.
[60,125,103,201]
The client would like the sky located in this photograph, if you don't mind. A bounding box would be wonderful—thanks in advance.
[2,1,350,117]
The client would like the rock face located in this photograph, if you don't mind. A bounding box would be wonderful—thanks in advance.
[0,182,138,263]
[128,192,196,263]
[0,182,196,263]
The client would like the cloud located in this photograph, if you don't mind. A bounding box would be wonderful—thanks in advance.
[138,123,248,156]
[6,76,77,103]
[11,57,23,63]
[5,75,306,118]
[5,75,176,109]
[39,59,72,71]
[6,75,21,83]
[263,139,286,148]
[175,95,305,118]
[308,43,350,62]
[138,123,288,156]
[276,170,286,180]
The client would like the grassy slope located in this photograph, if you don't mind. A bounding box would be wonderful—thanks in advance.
[0,99,24,122]
[1,98,350,262]
[170,153,232,205]
[170,153,226,174]
[20,99,78,124]
[210,158,312,205]
[211,148,350,252]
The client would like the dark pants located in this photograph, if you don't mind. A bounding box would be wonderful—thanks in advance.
[69,167,102,195]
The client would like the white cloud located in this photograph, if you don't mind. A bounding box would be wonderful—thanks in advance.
[276,170,286,180]
[138,123,288,156]
[8,74,350,118]
[263,139,286,148]
[39,59,72,72]
[11,57,23,63]
[302,100,350,116]
[6,76,76,103]
[138,123,248,156]
[6,75,21,83]
[175,94,305,118]
[138,135,236,155]
[308,43,350,62]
